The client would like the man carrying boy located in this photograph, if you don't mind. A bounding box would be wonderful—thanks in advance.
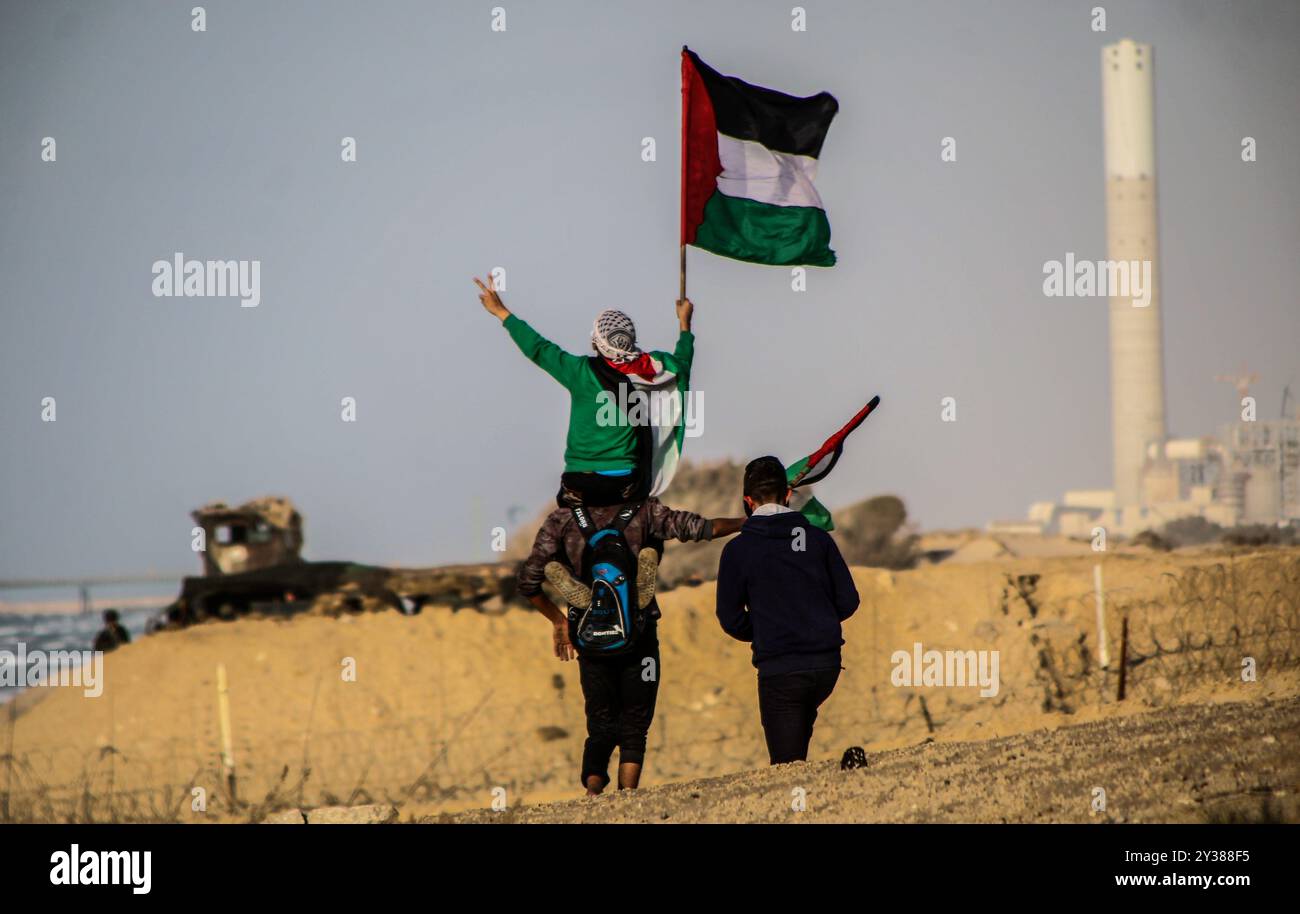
[518,498,743,795]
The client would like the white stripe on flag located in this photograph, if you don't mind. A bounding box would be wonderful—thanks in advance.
[630,372,685,498]
[715,133,825,209]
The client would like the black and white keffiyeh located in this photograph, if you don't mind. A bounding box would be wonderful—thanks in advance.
[591,309,640,363]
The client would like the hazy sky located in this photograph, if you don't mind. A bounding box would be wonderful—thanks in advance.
[2,0,1297,579]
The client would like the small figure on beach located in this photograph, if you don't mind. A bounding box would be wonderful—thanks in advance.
[92,609,131,653]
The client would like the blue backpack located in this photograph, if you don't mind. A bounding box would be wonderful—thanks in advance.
[567,502,647,656]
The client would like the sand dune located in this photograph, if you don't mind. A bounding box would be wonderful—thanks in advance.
[3,546,1297,822]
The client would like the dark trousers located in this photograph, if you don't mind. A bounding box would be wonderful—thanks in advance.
[577,628,660,787]
[556,470,648,509]
[757,667,841,765]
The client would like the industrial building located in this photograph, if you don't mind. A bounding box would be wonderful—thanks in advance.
[996,40,1300,540]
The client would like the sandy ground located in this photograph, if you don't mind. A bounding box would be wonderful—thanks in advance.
[446,696,1300,823]
[3,546,1297,822]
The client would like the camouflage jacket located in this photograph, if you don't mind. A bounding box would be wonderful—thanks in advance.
[516,498,713,617]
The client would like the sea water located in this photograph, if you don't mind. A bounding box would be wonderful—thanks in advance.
[0,607,157,704]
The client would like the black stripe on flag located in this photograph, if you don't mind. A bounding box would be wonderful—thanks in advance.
[686,49,838,158]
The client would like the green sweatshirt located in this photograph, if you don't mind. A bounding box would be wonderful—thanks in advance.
[504,314,694,473]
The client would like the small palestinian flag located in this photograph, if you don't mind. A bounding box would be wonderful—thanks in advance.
[681,47,838,267]
[786,396,881,531]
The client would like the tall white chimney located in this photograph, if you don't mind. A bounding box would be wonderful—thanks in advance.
[1102,39,1167,506]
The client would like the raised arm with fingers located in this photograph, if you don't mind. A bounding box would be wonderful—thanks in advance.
[474,274,511,321]
[476,273,585,386]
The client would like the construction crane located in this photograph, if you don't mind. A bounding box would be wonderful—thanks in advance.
[1215,367,1259,401]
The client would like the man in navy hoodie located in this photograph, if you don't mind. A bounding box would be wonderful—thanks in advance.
[715,456,860,764]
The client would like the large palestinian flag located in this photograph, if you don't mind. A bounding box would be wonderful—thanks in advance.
[681,47,838,267]
[786,395,881,530]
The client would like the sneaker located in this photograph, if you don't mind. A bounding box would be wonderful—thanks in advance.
[544,561,592,609]
[636,548,660,609]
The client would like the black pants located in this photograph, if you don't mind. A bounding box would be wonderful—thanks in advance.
[757,667,841,765]
[577,628,660,788]
[556,470,648,509]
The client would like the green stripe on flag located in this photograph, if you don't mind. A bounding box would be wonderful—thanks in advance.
[786,458,834,531]
[693,192,835,267]
[799,496,834,532]
[786,456,810,483]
